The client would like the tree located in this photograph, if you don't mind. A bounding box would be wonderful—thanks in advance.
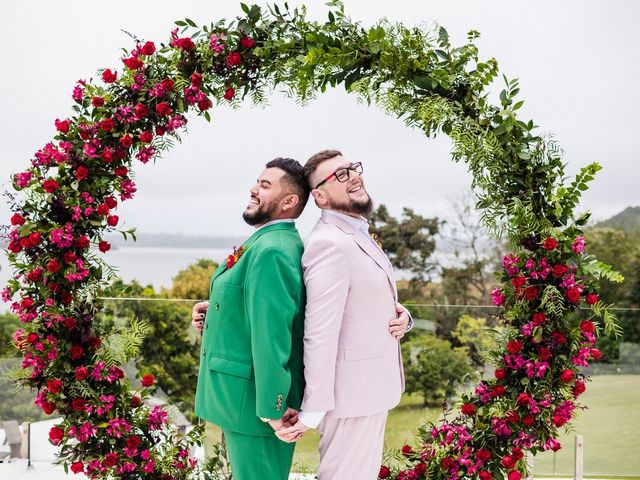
[369,204,439,290]
[402,334,476,407]
[163,258,219,300]
[451,315,500,366]
[0,313,21,358]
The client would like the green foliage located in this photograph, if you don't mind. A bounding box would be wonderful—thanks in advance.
[0,313,20,357]
[164,258,219,300]
[402,333,476,407]
[451,315,500,365]
[369,204,439,286]
[0,358,48,423]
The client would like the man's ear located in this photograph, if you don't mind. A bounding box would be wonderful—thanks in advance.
[281,193,300,213]
[311,189,327,208]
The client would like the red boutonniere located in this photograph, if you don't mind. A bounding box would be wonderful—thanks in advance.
[226,245,246,268]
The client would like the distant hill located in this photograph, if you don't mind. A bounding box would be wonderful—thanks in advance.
[595,206,640,234]
[105,232,245,249]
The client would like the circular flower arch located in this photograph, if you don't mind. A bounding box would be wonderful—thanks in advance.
[3,2,622,479]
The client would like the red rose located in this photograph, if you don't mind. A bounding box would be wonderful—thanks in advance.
[61,292,73,305]
[75,366,88,380]
[511,276,526,289]
[75,235,90,249]
[198,98,212,111]
[512,448,524,460]
[47,259,61,273]
[21,298,34,310]
[240,36,255,48]
[41,401,56,414]
[27,268,43,282]
[516,393,530,406]
[70,345,84,360]
[524,286,539,301]
[560,369,575,383]
[89,337,103,349]
[107,215,119,226]
[27,333,39,344]
[102,68,118,83]
[585,293,598,305]
[494,368,507,380]
[552,331,567,344]
[553,415,568,427]
[134,103,149,118]
[461,403,475,416]
[42,178,59,193]
[477,449,491,462]
[191,72,203,86]
[378,465,391,479]
[141,41,156,55]
[141,374,155,387]
[123,56,143,70]
[506,410,519,424]
[126,435,142,449]
[115,167,128,178]
[29,232,42,246]
[72,398,86,412]
[441,457,456,470]
[538,347,552,360]
[227,51,242,66]
[140,131,153,143]
[8,240,21,253]
[98,241,111,253]
[502,455,516,469]
[491,385,505,397]
[75,166,89,181]
[552,264,568,276]
[566,287,581,303]
[591,348,601,361]
[100,118,115,132]
[70,462,84,474]
[97,203,110,216]
[223,87,235,100]
[49,426,64,445]
[401,444,413,456]
[508,471,522,480]
[580,320,595,333]
[64,317,76,329]
[55,118,70,133]
[92,96,105,107]
[119,134,133,148]
[47,379,63,394]
[156,125,167,136]
[162,78,175,91]
[131,395,142,408]
[532,312,546,325]
[573,380,586,397]
[105,196,118,208]
[479,471,493,480]
[103,452,119,467]
[522,414,535,427]
[543,237,558,251]
[414,463,427,474]
[176,37,195,51]
[156,102,172,117]
[507,340,522,354]
[11,213,25,225]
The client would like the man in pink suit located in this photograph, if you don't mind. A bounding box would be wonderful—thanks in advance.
[277,149,412,479]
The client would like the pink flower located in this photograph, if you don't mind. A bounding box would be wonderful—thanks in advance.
[491,287,505,306]
[572,236,585,254]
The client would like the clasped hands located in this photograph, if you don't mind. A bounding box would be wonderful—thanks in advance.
[267,408,309,443]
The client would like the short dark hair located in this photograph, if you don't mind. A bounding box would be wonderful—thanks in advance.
[266,157,310,215]
[303,149,343,186]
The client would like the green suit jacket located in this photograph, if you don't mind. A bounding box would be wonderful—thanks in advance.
[195,222,305,436]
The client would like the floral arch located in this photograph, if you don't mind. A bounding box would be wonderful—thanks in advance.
[3,1,620,479]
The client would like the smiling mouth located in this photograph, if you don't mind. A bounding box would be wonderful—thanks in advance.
[348,185,363,194]
[248,196,259,206]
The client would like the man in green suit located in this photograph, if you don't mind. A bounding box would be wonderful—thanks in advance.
[192,157,309,480]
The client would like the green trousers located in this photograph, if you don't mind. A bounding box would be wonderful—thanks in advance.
[224,429,295,480]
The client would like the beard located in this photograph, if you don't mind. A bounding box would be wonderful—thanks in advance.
[242,199,279,226]
[329,192,374,218]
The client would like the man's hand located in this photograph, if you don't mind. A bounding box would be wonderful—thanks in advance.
[191,301,209,332]
[266,407,299,431]
[389,303,410,339]
[274,420,309,443]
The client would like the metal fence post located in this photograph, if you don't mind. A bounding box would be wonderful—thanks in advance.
[574,434,584,480]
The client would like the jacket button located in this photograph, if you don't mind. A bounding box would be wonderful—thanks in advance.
[205,322,209,329]
[214,303,219,310]
[202,349,206,356]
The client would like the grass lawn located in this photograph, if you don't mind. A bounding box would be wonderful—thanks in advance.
[204,375,640,477]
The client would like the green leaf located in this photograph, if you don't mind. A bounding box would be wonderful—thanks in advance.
[185,18,197,27]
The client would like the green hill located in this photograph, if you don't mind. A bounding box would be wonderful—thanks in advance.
[595,206,640,234]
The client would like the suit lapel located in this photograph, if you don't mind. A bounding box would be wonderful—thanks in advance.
[320,211,398,301]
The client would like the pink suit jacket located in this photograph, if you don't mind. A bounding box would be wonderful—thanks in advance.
[300,210,405,418]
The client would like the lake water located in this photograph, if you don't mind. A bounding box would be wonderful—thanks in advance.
[0,247,230,312]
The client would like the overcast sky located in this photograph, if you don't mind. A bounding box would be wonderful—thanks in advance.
[1,0,639,239]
